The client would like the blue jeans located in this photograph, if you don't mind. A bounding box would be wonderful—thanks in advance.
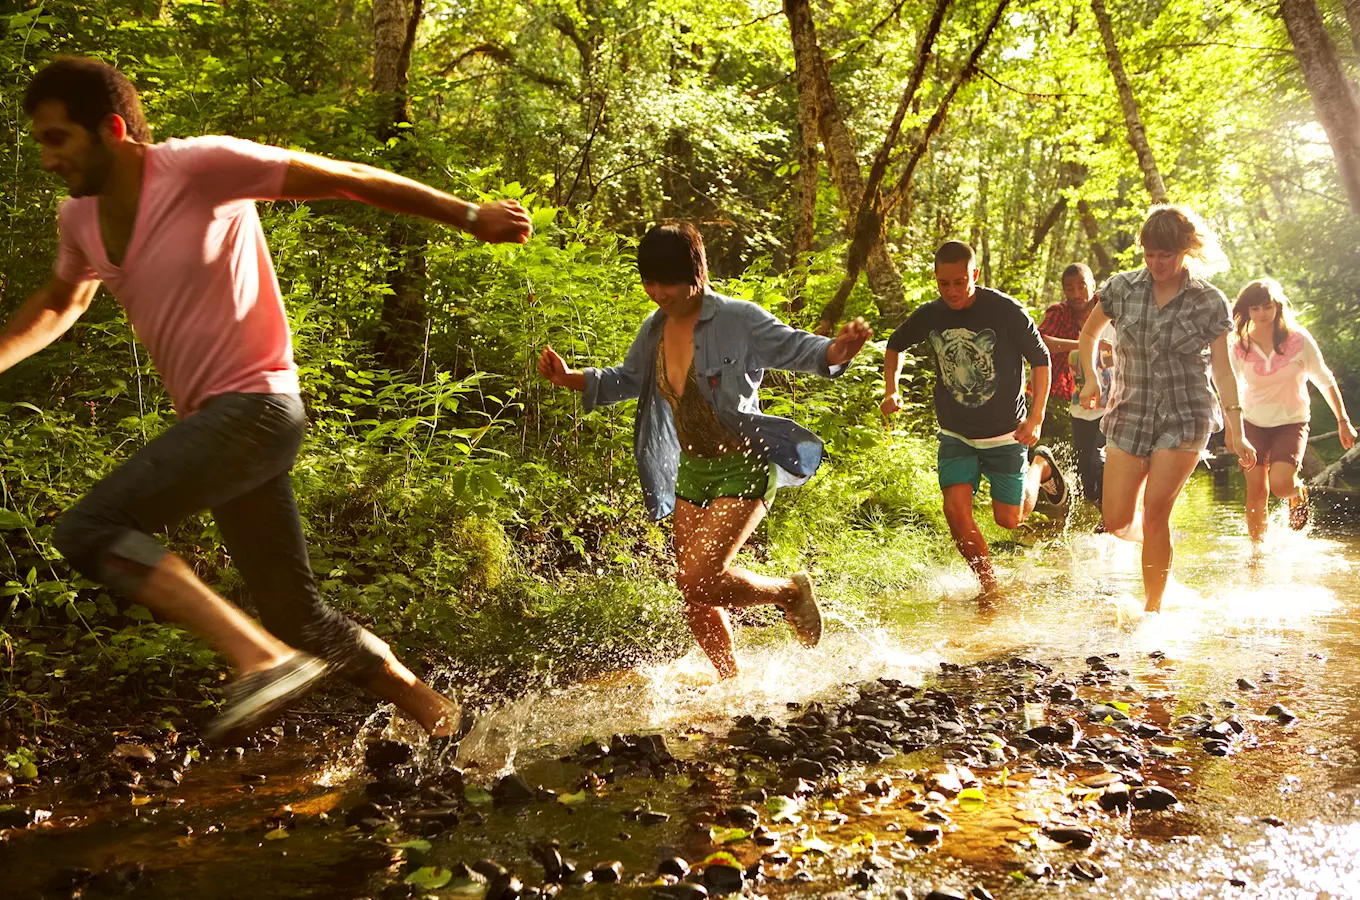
[1071,416,1107,506]
[52,393,387,684]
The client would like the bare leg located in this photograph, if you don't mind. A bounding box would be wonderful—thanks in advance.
[135,553,294,675]
[1268,461,1302,499]
[992,455,1052,530]
[363,660,464,737]
[674,497,798,678]
[1102,445,1149,544]
[942,484,996,593]
[1243,463,1270,544]
[1140,448,1202,613]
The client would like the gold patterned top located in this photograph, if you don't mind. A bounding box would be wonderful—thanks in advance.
[656,338,748,458]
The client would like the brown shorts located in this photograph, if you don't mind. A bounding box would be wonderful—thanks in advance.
[1243,420,1309,470]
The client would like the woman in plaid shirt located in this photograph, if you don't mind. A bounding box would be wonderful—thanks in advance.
[1076,206,1256,615]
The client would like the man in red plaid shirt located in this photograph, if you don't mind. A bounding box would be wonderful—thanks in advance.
[1038,264,1099,402]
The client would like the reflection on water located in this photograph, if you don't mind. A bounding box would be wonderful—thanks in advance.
[5,474,1360,897]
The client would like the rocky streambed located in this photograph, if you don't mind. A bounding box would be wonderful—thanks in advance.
[5,645,1345,900]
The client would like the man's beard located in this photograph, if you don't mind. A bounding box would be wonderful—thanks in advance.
[69,147,114,197]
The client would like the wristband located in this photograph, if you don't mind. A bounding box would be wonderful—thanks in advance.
[1225,404,1242,412]
[463,202,480,230]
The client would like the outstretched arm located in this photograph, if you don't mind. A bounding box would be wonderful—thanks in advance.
[1077,306,1112,412]
[280,153,532,244]
[881,350,905,417]
[1321,386,1357,450]
[1210,333,1256,468]
[537,345,586,392]
[0,277,100,375]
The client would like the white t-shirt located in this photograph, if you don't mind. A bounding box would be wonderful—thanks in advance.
[1229,326,1336,428]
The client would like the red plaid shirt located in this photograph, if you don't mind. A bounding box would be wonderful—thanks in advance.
[1039,301,1086,400]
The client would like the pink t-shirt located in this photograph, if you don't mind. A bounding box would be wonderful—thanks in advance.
[54,135,298,416]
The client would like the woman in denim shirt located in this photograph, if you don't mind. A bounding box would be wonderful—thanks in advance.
[538,224,872,678]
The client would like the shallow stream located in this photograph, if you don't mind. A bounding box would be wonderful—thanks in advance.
[5,473,1360,899]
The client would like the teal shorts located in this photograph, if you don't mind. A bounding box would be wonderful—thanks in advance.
[937,433,1027,506]
[675,452,777,508]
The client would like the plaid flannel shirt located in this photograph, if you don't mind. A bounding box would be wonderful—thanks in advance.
[1099,268,1232,456]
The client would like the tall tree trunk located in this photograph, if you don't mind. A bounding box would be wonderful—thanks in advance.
[1343,0,1360,59]
[785,0,907,323]
[788,121,820,311]
[1090,0,1168,204]
[1280,0,1360,214]
[1077,198,1115,279]
[373,0,428,367]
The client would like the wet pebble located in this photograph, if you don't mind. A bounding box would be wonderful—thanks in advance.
[487,873,523,900]
[1043,825,1094,849]
[1071,860,1105,881]
[702,863,744,895]
[531,841,564,882]
[722,805,759,828]
[970,888,996,900]
[1131,786,1179,810]
[640,810,671,826]
[1024,862,1053,879]
[473,859,510,880]
[786,759,825,780]
[364,739,412,771]
[905,825,942,845]
[924,889,967,900]
[1236,678,1258,692]
[591,862,623,883]
[492,773,536,806]
[653,885,708,900]
[110,743,157,769]
[1267,704,1298,724]
[658,857,689,878]
[1260,815,1285,827]
[1099,783,1130,811]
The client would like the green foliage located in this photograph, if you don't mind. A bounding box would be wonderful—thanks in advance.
[2,0,1357,759]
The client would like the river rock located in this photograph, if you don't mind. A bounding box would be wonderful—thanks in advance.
[1024,862,1053,879]
[530,842,564,882]
[1071,860,1105,881]
[654,885,708,900]
[905,825,942,845]
[786,758,825,780]
[1049,684,1077,703]
[640,810,671,825]
[591,862,623,883]
[364,739,412,771]
[1267,704,1298,724]
[1043,825,1094,849]
[658,857,689,878]
[751,736,796,759]
[970,888,996,900]
[924,889,967,900]
[722,805,759,828]
[1131,786,1179,810]
[492,773,536,805]
[110,743,157,769]
[473,859,510,880]
[703,864,744,895]
[487,874,523,900]
[1099,783,1130,811]
[1236,678,1258,692]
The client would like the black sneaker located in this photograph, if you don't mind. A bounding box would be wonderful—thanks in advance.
[1032,445,1069,507]
[203,653,330,746]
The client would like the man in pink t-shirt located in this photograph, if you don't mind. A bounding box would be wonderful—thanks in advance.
[1,57,531,747]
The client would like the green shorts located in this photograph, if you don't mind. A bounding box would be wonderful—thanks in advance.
[675,452,777,508]
[937,433,1027,506]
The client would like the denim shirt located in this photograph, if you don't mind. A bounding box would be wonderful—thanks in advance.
[583,289,843,520]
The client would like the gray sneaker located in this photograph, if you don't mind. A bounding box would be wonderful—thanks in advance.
[203,653,330,746]
[786,572,823,648]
